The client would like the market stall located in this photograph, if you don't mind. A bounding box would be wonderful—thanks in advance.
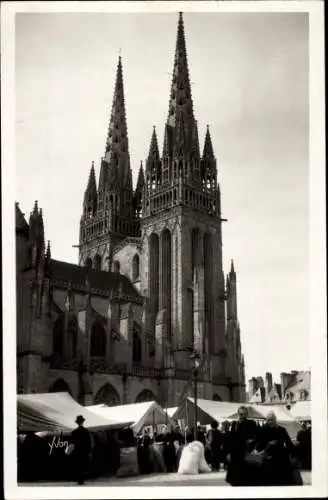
[17,391,130,434]
[17,392,132,482]
[88,401,174,477]
[173,397,255,427]
[88,400,173,435]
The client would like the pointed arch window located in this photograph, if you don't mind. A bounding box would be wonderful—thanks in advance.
[132,322,142,364]
[135,389,157,403]
[85,257,92,269]
[132,254,140,281]
[52,317,64,355]
[90,321,106,357]
[94,383,120,407]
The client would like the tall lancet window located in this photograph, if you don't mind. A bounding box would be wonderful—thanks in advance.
[132,254,140,281]
[94,254,101,271]
[52,317,64,355]
[204,232,213,350]
[67,317,78,356]
[160,229,172,340]
[90,321,106,357]
[149,233,159,330]
[132,322,142,364]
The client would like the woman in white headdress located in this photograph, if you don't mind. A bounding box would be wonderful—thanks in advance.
[249,411,301,485]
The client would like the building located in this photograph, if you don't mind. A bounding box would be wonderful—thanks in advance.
[247,371,310,405]
[16,13,246,407]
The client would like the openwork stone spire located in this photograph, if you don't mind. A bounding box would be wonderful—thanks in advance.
[143,12,220,218]
[147,126,160,166]
[229,259,236,278]
[99,55,131,189]
[79,55,139,267]
[167,12,194,129]
[85,162,97,198]
[202,125,215,159]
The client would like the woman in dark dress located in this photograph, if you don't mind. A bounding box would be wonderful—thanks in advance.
[206,420,222,471]
[163,427,177,472]
[250,411,300,486]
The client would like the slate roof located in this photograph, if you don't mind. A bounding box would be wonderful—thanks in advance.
[15,202,29,234]
[49,259,142,302]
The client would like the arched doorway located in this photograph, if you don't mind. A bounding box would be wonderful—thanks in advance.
[135,389,157,403]
[94,383,121,407]
[49,378,72,395]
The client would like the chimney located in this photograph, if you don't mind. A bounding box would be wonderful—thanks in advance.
[248,377,259,398]
[280,372,295,398]
[265,372,273,396]
[257,377,264,389]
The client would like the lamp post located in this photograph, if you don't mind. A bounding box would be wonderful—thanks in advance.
[189,350,200,441]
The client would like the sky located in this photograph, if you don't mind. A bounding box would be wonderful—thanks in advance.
[15,11,310,384]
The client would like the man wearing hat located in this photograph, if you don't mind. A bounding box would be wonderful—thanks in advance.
[71,415,92,485]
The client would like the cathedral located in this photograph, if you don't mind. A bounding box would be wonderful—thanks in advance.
[16,13,246,407]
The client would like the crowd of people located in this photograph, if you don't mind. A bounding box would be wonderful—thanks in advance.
[135,406,311,486]
[18,406,311,487]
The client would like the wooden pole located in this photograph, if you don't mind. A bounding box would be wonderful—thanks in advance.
[194,368,198,441]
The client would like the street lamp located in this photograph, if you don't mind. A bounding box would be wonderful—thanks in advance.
[189,350,200,441]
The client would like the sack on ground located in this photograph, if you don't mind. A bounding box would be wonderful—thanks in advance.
[178,445,199,475]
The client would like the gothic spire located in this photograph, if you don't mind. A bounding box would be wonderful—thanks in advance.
[83,161,97,217]
[29,201,45,267]
[102,55,130,185]
[85,161,97,198]
[192,120,200,158]
[136,161,145,190]
[167,12,194,129]
[230,259,236,278]
[134,161,145,217]
[203,125,215,159]
[46,240,51,261]
[146,126,160,169]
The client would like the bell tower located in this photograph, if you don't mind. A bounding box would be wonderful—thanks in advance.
[79,56,139,271]
[140,13,227,385]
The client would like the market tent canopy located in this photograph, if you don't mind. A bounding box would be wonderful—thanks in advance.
[166,407,179,419]
[17,392,131,434]
[88,401,173,435]
[289,401,311,421]
[173,398,254,426]
[252,404,301,440]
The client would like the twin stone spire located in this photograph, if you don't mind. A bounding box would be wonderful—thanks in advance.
[82,12,219,236]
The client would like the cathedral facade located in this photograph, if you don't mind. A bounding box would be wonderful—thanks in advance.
[16,13,246,407]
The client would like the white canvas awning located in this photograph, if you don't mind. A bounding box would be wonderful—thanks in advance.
[252,404,301,440]
[289,401,311,421]
[173,398,251,426]
[17,392,131,434]
[166,407,179,419]
[187,398,251,422]
[88,401,173,435]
